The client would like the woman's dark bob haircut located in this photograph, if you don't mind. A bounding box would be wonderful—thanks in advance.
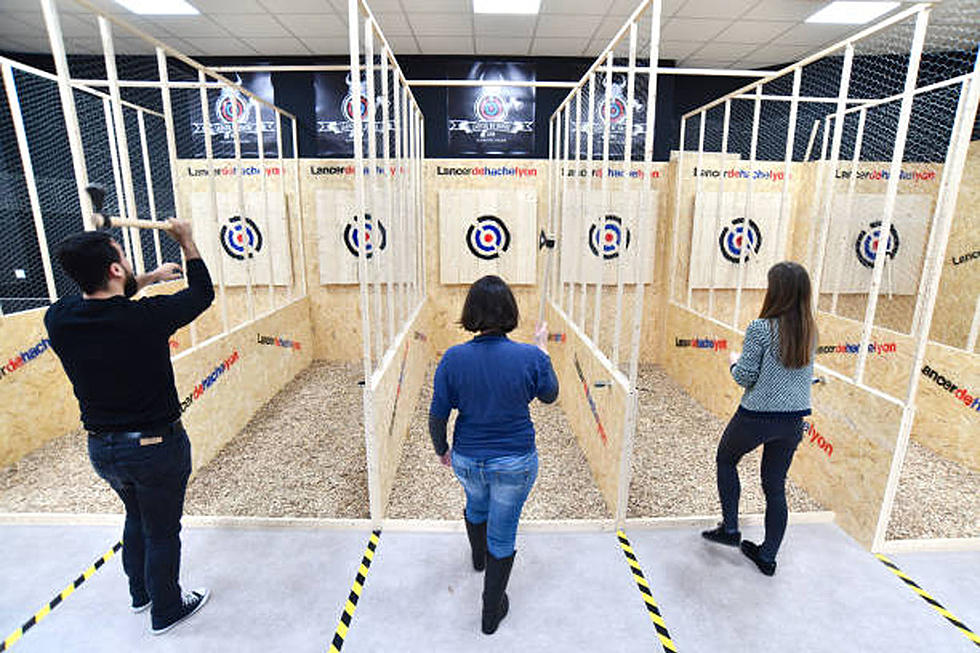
[459,275,519,334]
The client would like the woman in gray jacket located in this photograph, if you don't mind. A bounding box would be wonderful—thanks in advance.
[702,261,817,576]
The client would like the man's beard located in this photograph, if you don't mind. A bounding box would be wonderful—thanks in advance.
[123,269,137,298]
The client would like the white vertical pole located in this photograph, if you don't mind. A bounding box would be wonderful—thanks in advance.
[137,110,162,269]
[292,118,308,297]
[611,24,637,370]
[99,17,145,276]
[157,48,197,346]
[198,70,230,333]
[732,85,762,329]
[830,108,867,313]
[776,68,801,267]
[39,0,92,232]
[707,100,730,320]
[668,118,685,304]
[561,106,572,315]
[811,45,855,302]
[687,111,706,308]
[380,51,396,332]
[102,97,132,264]
[871,44,979,551]
[571,96,581,317]
[364,25,385,357]
[593,55,612,347]
[255,101,274,314]
[855,9,930,384]
[581,79,594,329]
[401,85,411,325]
[3,63,58,303]
[276,115,290,305]
[229,84,255,323]
[967,297,980,353]
[540,116,556,325]
[350,0,379,523]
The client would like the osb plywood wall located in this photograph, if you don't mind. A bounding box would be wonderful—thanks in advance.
[372,310,433,517]
[929,140,979,351]
[173,297,313,474]
[662,303,901,548]
[0,307,78,468]
[547,304,628,516]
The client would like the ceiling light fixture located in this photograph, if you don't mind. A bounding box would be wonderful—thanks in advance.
[805,1,899,25]
[473,0,541,15]
[112,0,199,15]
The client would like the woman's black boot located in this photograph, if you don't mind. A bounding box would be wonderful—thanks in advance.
[481,551,515,634]
[464,515,487,571]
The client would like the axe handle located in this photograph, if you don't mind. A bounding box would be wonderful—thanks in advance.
[93,213,174,232]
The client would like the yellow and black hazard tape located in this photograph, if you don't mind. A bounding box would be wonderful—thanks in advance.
[616,530,678,653]
[1,540,122,652]
[327,529,381,653]
[876,553,980,648]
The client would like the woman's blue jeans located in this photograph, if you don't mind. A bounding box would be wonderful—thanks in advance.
[452,449,538,558]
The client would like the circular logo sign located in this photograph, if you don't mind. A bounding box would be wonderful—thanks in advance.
[475,94,507,122]
[588,215,631,259]
[344,214,387,258]
[718,218,762,263]
[854,221,899,268]
[600,97,627,125]
[466,215,511,260]
[220,216,263,260]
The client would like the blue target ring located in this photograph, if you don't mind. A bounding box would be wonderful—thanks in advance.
[855,221,899,268]
[588,215,630,259]
[344,214,387,258]
[466,215,510,260]
[220,216,263,260]
[719,218,762,264]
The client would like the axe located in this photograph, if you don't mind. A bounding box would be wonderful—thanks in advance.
[85,185,173,232]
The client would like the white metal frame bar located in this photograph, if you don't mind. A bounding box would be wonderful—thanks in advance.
[136,109,162,269]
[2,63,58,304]
[198,69,230,333]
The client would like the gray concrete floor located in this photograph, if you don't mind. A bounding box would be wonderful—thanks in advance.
[1,522,977,652]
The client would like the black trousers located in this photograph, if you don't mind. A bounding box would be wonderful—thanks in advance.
[88,421,191,623]
[716,410,803,561]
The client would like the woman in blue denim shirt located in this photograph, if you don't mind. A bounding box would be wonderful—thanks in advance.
[429,275,559,634]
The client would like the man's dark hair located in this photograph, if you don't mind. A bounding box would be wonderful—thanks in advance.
[54,231,121,294]
[459,275,519,334]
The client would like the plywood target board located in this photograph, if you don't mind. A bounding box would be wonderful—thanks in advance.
[559,189,657,285]
[190,192,291,286]
[689,192,792,289]
[315,189,415,285]
[438,189,537,285]
[818,194,930,295]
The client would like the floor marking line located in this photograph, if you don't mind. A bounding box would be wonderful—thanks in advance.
[327,530,381,653]
[876,553,980,647]
[0,541,122,652]
[616,530,679,653]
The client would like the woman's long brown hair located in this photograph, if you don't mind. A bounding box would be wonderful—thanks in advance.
[758,261,817,368]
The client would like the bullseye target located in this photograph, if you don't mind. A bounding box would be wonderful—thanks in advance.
[342,94,369,122]
[718,218,762,263]
[219,216,263,260]
[854,220,899,269]
[475,94,506,122]
[600,97,627,124]
[344,214,387,258]
[466,215,511,260]
[588,215,631,259]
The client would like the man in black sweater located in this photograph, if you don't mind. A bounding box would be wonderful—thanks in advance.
[45,220,215,635]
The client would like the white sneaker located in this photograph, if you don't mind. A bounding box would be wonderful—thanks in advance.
[150,588,210,635]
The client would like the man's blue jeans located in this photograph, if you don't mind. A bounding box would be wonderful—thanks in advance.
[452,449,538,558]
[88,422,191,623]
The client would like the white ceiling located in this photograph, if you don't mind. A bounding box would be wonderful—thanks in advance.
[0,0,925,68]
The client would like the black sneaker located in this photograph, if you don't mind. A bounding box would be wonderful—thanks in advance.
[150,589,211,635]
[130,596,151,614]
[741,541,776,576]
[701,524,741,547]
